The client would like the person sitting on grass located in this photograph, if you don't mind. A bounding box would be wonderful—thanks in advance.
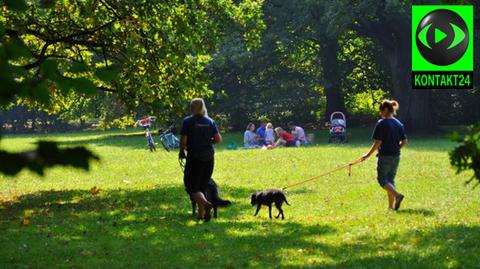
[265,122,275,146]
[361,99,407,211]
[288,121,307,146]
[256,122,267,146]
[179,98,222,221]
[244,123,259,148]
[274,127,296,147]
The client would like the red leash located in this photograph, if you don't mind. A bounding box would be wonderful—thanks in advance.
[281,158,363,191]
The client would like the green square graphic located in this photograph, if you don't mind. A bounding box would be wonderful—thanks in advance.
[412,5,473,71]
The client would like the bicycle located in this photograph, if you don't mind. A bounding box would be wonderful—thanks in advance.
[158,123,180,152]
[145,128,156,152]
[136,116,158,152]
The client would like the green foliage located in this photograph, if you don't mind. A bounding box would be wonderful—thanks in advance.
[0,0,264,175]
[1,0,264,119]
[208,1,324,130]
[96,115,136,130]
[347,90,386,117]
[449,125,480,187]
[0,2,101,175]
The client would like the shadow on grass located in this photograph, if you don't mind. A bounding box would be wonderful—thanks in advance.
[0,186,478,268]
[395,208,435,216]
[0,186,334,268]
[58,132,147,150]
[311,224,480,269]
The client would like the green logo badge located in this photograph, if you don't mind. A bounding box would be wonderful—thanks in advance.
[412,5,474,89]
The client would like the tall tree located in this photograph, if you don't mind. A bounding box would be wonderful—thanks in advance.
[0,0,264,175]
[1,0,264,118]
[344,0,435,130]
[267,1,348,122]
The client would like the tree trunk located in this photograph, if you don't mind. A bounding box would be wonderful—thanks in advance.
[387,20,435,132]
[321,39,346,122]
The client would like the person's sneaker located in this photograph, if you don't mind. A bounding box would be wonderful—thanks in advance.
[204,202,213,222]
[394,194,404,211]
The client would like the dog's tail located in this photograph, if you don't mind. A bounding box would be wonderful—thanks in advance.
[216,199,232,207]
[282,193,290,206]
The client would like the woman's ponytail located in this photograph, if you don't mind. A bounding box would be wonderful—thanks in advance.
[379,99,399,116]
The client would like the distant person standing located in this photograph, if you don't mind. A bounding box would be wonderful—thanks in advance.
[288,122,307,146]
[361,99,407,211]
[256,122,267,146]
[179,98,222,221]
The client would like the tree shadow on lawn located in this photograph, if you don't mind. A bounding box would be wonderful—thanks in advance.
[58,132,147,150]
[395,208,435,216]
[0,186,335,268]
[1,186,478,268]
[302,224,480,269]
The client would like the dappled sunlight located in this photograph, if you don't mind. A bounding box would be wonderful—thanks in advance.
[0,131,479,268]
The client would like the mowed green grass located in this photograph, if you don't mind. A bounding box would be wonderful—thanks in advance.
[0,128,479,269]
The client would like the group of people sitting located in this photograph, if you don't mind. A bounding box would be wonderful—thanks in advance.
[244,121,307,149]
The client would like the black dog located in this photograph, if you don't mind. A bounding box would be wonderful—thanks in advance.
[190,179,231,218]
[250,189,290,219]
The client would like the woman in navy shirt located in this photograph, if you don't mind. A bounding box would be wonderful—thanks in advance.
[179,98,222,221]
[361,100,408,211]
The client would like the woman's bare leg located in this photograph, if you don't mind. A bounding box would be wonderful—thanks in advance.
[386,190,395,209]
[383,183,402,210]
[191,192,210,218]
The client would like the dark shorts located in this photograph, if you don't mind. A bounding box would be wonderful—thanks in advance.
[183,156,214,195]
[377,155,400,188]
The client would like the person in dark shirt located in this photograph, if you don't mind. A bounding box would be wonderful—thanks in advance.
[361,99,408,211]
[179,98,222,221]
[256,122,267,146]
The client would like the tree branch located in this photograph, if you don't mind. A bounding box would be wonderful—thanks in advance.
[21,42,51,70]
[97,85,116,93]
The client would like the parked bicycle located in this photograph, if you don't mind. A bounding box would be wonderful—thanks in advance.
[158,123,180,152]
[136,116,157,152]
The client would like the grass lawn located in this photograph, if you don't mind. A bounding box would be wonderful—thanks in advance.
[0,128,479,269]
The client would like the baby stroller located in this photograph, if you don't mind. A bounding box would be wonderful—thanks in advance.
[328,112,347,143]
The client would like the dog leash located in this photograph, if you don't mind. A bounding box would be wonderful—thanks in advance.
[179,157,363,190]
[281,158,363,191]
[178,158,185,173]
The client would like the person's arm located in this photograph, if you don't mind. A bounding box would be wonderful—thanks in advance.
[212,120,222,144]
[361,140,382,161]
[399,125,407,149]
[400,138,408,148]
[213,133,222,144]
[362,121,384,161]
[179,120,188,159]
[179,135,187,159]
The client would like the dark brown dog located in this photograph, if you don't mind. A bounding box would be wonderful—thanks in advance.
[250,189,290,219]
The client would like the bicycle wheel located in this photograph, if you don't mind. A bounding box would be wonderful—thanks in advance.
[159,135,170,152]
